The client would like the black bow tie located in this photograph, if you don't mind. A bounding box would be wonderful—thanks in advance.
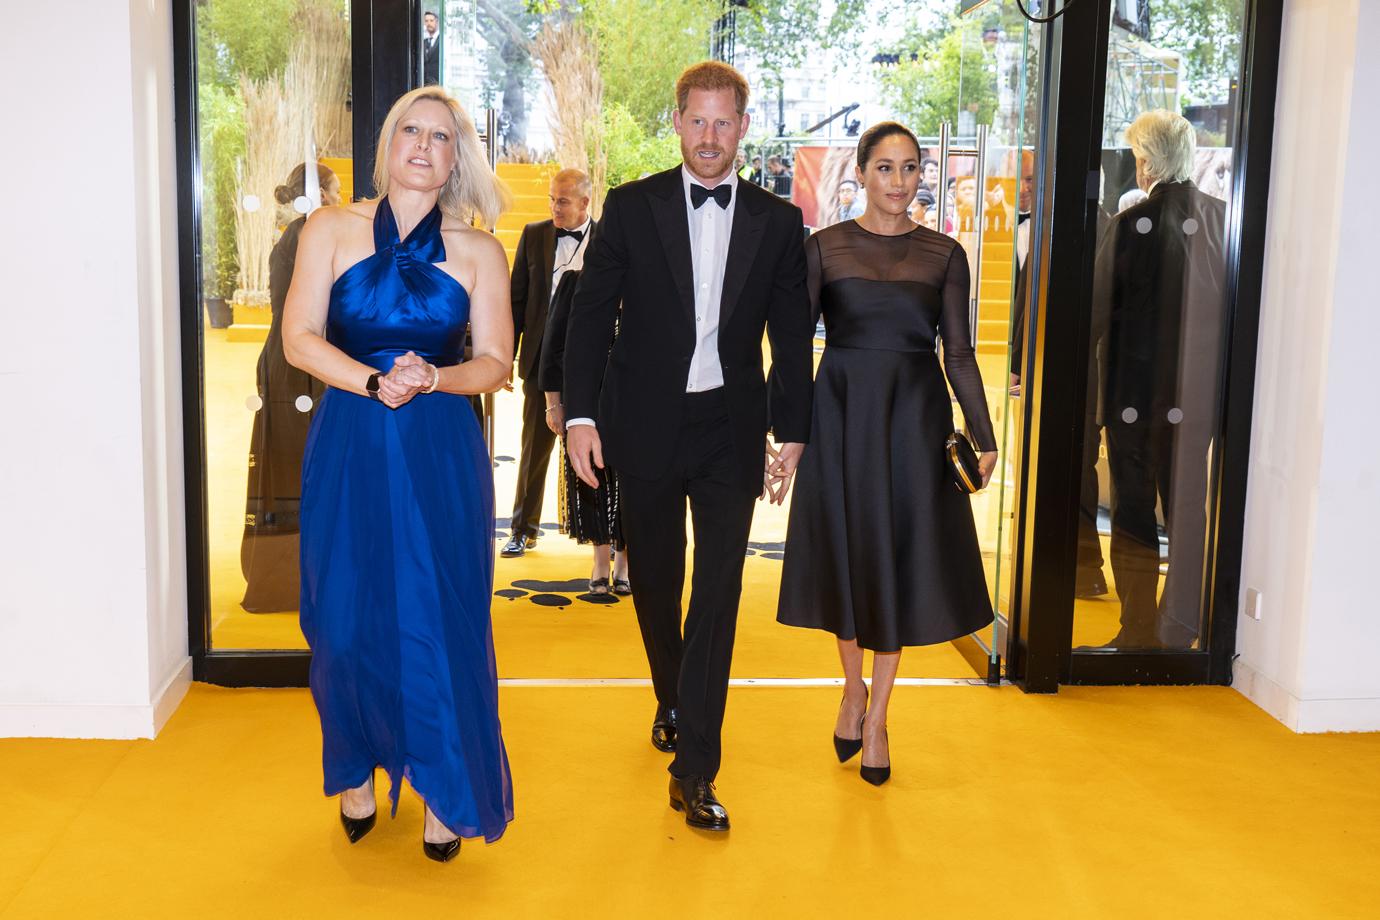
[690,183,732,210]
[555,227,584,243]
[1018,211,1030,225]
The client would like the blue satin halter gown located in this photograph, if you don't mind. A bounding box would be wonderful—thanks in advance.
[299,197,513,843]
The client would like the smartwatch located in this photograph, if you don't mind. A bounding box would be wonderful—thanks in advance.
[365,373,382,401]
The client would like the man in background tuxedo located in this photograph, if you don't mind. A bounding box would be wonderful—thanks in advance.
[1091,110,1227,648]
[564,62,813,831]
[502,169,594,557]
[422,10,441,86]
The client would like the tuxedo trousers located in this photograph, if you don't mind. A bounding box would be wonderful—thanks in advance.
[618,389,757,781]
[510,373,558,538]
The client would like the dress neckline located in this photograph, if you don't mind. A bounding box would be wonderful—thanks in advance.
[847,218,920,239]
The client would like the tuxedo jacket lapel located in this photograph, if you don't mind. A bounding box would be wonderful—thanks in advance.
[537,221,557,308]
[648,170,696,322]
[720,188,767,326]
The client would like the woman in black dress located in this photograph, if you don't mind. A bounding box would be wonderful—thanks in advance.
[240,161,339,612]
[539,269,629,594]
[777,123,998,784]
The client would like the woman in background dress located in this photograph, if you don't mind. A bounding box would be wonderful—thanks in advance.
[240,162,337,612]
[283,86,514,861]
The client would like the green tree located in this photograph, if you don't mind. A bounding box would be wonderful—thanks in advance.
[736,0,866,131]
[584,0,719,134]
[876,18,1000,138]
[1146,0,1244,108]
[602,103,684,187]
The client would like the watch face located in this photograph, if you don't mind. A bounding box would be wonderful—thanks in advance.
[366,373,380,392]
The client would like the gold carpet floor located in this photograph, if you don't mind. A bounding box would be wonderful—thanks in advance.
[4,683,1379,918]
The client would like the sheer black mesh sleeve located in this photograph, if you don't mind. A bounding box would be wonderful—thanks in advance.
[939,242,997,452]
[806,230,824,326]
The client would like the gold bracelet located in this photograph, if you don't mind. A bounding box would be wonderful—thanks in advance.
[423,364,440,394]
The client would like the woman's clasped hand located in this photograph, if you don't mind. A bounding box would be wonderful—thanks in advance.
[374,350,438,409]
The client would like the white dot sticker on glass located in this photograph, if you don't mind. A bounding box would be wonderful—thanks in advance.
[295,395,314,413]
[1121,407,1139,424]
[241,194,261,213]
[1167,407,1184,424]
[293,195,311,214]
[1182,218,1199,236]
[1135,217,1153,234]
[245,394,264,412]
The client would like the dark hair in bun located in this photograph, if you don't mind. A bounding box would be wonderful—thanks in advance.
[274,161,337,205]
[856,121,922,171]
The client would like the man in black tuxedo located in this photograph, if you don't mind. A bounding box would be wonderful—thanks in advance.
[422,10,441,86]
[502,169,594,557]
[563,62,813,831]
[1091,110,1227,649]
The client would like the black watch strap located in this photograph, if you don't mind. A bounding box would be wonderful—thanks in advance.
[366,372,382,400]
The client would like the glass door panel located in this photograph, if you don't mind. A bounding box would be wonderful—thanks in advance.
[1073,0,1246,651]
[197,0,353,651]
[950,6,1045,679]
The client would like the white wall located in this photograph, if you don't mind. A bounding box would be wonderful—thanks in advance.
[1235,0,1380,732]
[0,0,189,738]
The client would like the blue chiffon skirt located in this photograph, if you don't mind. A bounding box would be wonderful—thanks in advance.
[299,386,513,842]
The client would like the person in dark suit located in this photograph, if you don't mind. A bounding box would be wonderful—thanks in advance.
[422,10,441,86]
[563,61,814,831]
[1089,109,1227,648]
[1009,148,1111,599]
[502,168,593,558]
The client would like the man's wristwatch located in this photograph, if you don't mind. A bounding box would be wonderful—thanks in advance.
[365,373,382,401]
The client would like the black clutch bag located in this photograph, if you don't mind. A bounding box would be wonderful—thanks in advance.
[945,431,983,494]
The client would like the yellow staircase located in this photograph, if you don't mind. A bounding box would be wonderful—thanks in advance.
[495,162,558,267]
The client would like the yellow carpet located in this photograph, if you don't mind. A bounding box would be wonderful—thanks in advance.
[3,683,1378,917]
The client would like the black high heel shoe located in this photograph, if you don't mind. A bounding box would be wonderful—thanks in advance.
[339,773,377,843]
[423,838,461,863]
[423,806,461,862]
[860,725,891,786]
[832,687,868,763]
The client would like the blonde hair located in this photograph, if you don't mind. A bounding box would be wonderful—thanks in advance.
[675,61,750,116]
[372,86,512,226]
[1125,110,1196,185]
[552,168,591,198]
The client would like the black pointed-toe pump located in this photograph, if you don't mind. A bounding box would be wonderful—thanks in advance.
[423,838,461,862]
[833,688,868,763]
[339,773,378,844]
[860,726,891,786]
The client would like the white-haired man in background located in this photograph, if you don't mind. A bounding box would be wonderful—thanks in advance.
[1088,109,1228,650]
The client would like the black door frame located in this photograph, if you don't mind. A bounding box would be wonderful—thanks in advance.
[174,0,1284,689]
[1008,0,1284,689]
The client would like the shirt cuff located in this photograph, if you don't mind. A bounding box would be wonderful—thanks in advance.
[565,418,596,429]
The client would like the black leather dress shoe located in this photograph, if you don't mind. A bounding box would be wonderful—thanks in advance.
[340,806,376,844]
[651,705,678,753]
[501,534,536,557]
[423,838,460,863]
[669,775,730,831]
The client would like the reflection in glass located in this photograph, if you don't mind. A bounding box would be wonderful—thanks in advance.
[1077,0,1242,650]
[240,163,339,613]
[197,0,352,648]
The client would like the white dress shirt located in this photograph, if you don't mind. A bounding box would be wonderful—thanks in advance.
[681,164,735,393]
[566,167,737,430]
[551,216,591,301]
